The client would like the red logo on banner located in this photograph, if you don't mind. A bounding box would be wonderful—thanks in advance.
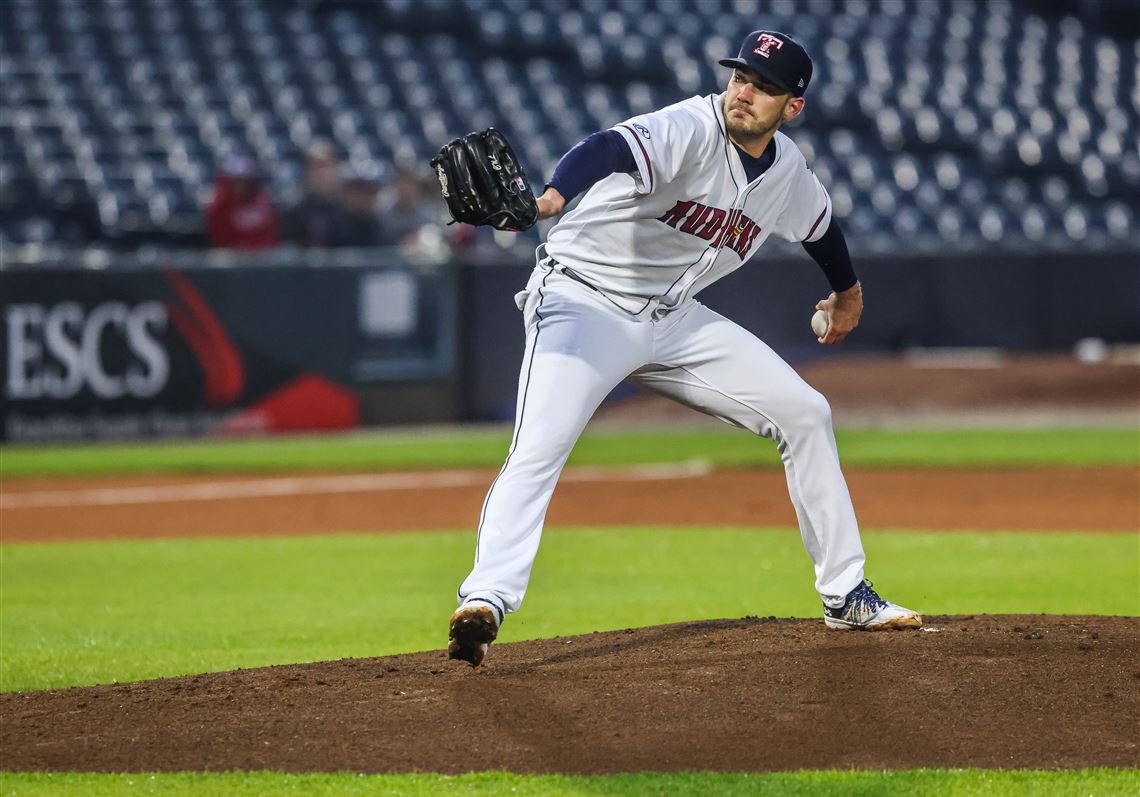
[220,373,359,434]
[161,269,246,408]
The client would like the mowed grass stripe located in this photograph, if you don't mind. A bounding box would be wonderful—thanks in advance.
[3,427,1138,477]
[2,528,1136,692]
[1,769,1137,796]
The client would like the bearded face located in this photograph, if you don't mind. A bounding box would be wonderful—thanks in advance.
[724,68,798,144]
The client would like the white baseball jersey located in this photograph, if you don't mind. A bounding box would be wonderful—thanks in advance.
[544,92,832,313]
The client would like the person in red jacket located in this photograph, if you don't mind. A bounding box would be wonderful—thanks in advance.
[206,153,279,250]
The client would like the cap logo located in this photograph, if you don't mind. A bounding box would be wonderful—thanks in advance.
[798,78,805,87]
[754,33,784,59]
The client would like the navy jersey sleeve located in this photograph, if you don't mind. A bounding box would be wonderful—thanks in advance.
[802,218,858,292]
[546,130,638,202]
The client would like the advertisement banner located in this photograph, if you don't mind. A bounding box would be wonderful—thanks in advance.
[1,262,454,442]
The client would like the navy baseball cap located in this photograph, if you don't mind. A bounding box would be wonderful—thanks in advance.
[719,30,813,97]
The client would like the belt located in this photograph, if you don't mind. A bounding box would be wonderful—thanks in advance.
[546,258,678,318]
[557,263,606,295]
[543,256,608,296]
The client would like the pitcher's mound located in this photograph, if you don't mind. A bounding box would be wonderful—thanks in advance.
[2,615,1137,773]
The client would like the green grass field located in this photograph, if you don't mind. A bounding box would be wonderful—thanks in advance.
[2,769,1138,797]
[2,528,1137,692]
[2,427,1137,794]
[2,426,1137,477]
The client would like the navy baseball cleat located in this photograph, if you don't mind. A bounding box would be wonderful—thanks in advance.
[447,601,502,666]
[823,580,922,630]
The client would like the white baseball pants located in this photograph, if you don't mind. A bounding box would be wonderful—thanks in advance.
[457,266,866,617]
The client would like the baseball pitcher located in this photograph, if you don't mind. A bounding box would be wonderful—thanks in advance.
[432,30,922,667]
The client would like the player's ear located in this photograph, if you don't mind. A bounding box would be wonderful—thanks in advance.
[783,97,805,122]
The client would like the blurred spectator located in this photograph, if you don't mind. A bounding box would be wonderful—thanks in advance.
[337,166,383,247]
[205,153,279,251]
[378,168,439,245]
[281,141,348,248]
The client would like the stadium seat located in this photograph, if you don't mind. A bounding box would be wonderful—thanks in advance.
[0,0,1135,251]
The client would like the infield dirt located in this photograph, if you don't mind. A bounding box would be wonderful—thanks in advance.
[2,615,1137,773]
[2,465,1137,542]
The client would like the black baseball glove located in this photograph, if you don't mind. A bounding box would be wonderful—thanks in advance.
[430,128,539,232]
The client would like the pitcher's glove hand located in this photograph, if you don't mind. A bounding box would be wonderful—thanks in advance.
[430,128,539,232]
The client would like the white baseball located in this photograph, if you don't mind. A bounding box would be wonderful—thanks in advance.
[811,309,829,337]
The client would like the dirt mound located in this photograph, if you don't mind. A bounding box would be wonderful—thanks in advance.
[3,615,1136,773]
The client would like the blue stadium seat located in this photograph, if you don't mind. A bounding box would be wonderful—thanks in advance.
[0,0,1136,250]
